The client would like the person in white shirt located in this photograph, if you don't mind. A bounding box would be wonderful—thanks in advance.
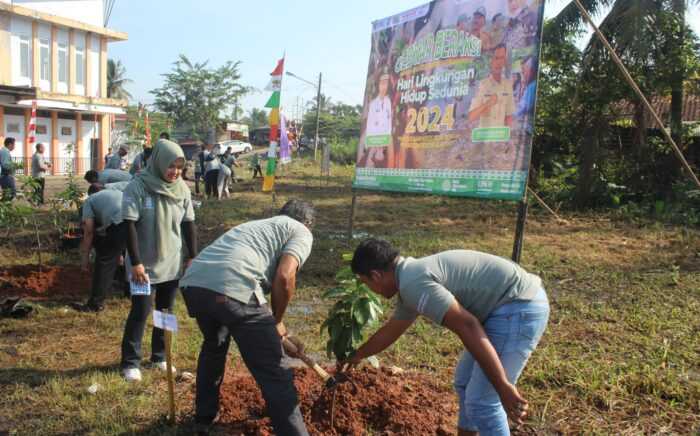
[364,72,393,168]
[31,143,51,204]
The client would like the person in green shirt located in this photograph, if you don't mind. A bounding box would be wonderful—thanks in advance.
[119,139,197,382]
[344,238,550,435]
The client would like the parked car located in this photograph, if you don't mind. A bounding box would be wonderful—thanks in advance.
[219,140,253,156]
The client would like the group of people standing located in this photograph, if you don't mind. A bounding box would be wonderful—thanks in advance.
[193,143,241,199]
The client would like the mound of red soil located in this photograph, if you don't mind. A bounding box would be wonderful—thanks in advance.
[0,265,90,300]
[211,367,457,435]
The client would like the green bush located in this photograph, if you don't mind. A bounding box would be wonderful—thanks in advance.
[329,139,358,165]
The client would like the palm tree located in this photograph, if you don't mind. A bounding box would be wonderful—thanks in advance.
[548,0,690,148]
[107,59,133,100]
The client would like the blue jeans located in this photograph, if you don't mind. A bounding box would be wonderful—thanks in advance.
[454,288,549,435]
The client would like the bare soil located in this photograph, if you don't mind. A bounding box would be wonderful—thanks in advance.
[0,265,89,300]
[202,367,458,435]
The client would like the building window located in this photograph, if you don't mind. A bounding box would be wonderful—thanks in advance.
[40,39,50,82]
[19,35,31,79]
[58,43,68,84]
[61,126,72,136]
[36,125,48,135]
[7,123,20,133]
[76,47,84,86]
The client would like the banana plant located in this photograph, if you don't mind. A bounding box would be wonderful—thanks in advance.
[320,253,384,361]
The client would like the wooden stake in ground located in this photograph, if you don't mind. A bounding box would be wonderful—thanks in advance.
[154,309,178,425]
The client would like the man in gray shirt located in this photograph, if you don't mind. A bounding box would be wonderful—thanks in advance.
[105,144,128,170]
[31,143,51,204]
[0,137,17,201]
[180,199,315,436]
[84,169,132,186]
[73,184,126,312]
[344,239,550,435]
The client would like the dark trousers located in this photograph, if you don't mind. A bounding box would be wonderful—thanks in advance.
[182,287,309,436]
[88,223,127,308]
[0,175,16,201]
[120,280,179,369]
[204,170,220,198]
[33,177,45,204]
[252,165,262,178]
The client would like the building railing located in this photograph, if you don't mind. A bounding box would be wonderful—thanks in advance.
[10,157,93,176]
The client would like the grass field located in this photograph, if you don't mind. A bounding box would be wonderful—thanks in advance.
[0,159,699,435]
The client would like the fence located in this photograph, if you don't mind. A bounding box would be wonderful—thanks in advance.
[11,157,93,176]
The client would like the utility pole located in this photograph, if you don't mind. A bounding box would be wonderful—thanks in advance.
[314,73,322,161]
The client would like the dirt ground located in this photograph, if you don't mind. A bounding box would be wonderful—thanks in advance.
[195,367,458,436]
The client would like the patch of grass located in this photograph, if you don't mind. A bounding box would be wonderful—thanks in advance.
[1,161,699,434]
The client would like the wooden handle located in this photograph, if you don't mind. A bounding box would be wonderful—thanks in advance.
[282,337,331,381]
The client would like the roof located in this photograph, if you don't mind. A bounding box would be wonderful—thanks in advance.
[0,3,128,41]
[615,95,700,125]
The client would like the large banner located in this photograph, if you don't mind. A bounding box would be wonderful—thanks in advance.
[353,0,545,200]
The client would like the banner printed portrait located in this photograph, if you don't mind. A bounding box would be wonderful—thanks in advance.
[354,0,545,200]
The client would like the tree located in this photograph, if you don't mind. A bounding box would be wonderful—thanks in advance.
[150,55,250,140]
[241,108,269,130]
[107,59,132,100]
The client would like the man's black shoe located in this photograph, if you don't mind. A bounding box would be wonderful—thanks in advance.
[70,302,104,313]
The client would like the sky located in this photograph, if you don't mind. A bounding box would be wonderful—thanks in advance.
[108,0,700,120]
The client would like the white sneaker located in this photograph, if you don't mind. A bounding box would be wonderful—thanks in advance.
[151,361,177,375]
[122,367,142,382]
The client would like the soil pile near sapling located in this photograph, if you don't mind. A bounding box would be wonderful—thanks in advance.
[0,265,89,300]
[212,367,457,435]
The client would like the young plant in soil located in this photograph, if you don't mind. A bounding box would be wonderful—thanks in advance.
[320,254,383,362]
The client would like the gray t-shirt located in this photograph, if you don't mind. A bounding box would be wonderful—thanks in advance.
[105,153,125,170]
[82,190,123,235]
[205,156,221,173]
[31,153,48,178]
[105,181,130,191]
[122,180,196,284]
[392,250,542,324]
[180,215,313,304]
[0,147,14,175]
[98,169,132,184]
[129,152,147,175]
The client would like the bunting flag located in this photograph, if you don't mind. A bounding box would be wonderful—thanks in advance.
[262,56,285,192]
[279,115,291,164]
[144,111,151,146]
[27,100,37,149]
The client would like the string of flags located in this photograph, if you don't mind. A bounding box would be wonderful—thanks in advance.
[262,57,284,192]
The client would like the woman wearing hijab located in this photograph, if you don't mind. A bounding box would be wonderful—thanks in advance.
[120,139,198,382]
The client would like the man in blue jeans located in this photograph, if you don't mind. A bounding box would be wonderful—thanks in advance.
[344,239,549,435]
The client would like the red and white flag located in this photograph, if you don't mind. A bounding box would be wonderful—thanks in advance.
[27,100,37,149]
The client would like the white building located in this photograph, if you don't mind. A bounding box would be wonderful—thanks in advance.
[0,0,127,174]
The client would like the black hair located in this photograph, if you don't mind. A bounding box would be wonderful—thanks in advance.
[279,199,315,227]
[492,13,503,23]
[159,132,170,140]
[84,170,99,183]
[4,137,15,147]
[351,238,400,276]
[494,43,507,53]
[35,142,43,151]
[87,183,103,195]
[143,147,153,158]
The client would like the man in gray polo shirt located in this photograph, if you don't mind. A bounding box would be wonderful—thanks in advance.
[73,184,126,312]
[345,239,550,435]
[106,144,128,170]
[84,169,132,186]
[31,143,51,204]
[180,199,315,436]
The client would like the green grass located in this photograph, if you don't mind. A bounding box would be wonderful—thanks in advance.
[0,159,699,434]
